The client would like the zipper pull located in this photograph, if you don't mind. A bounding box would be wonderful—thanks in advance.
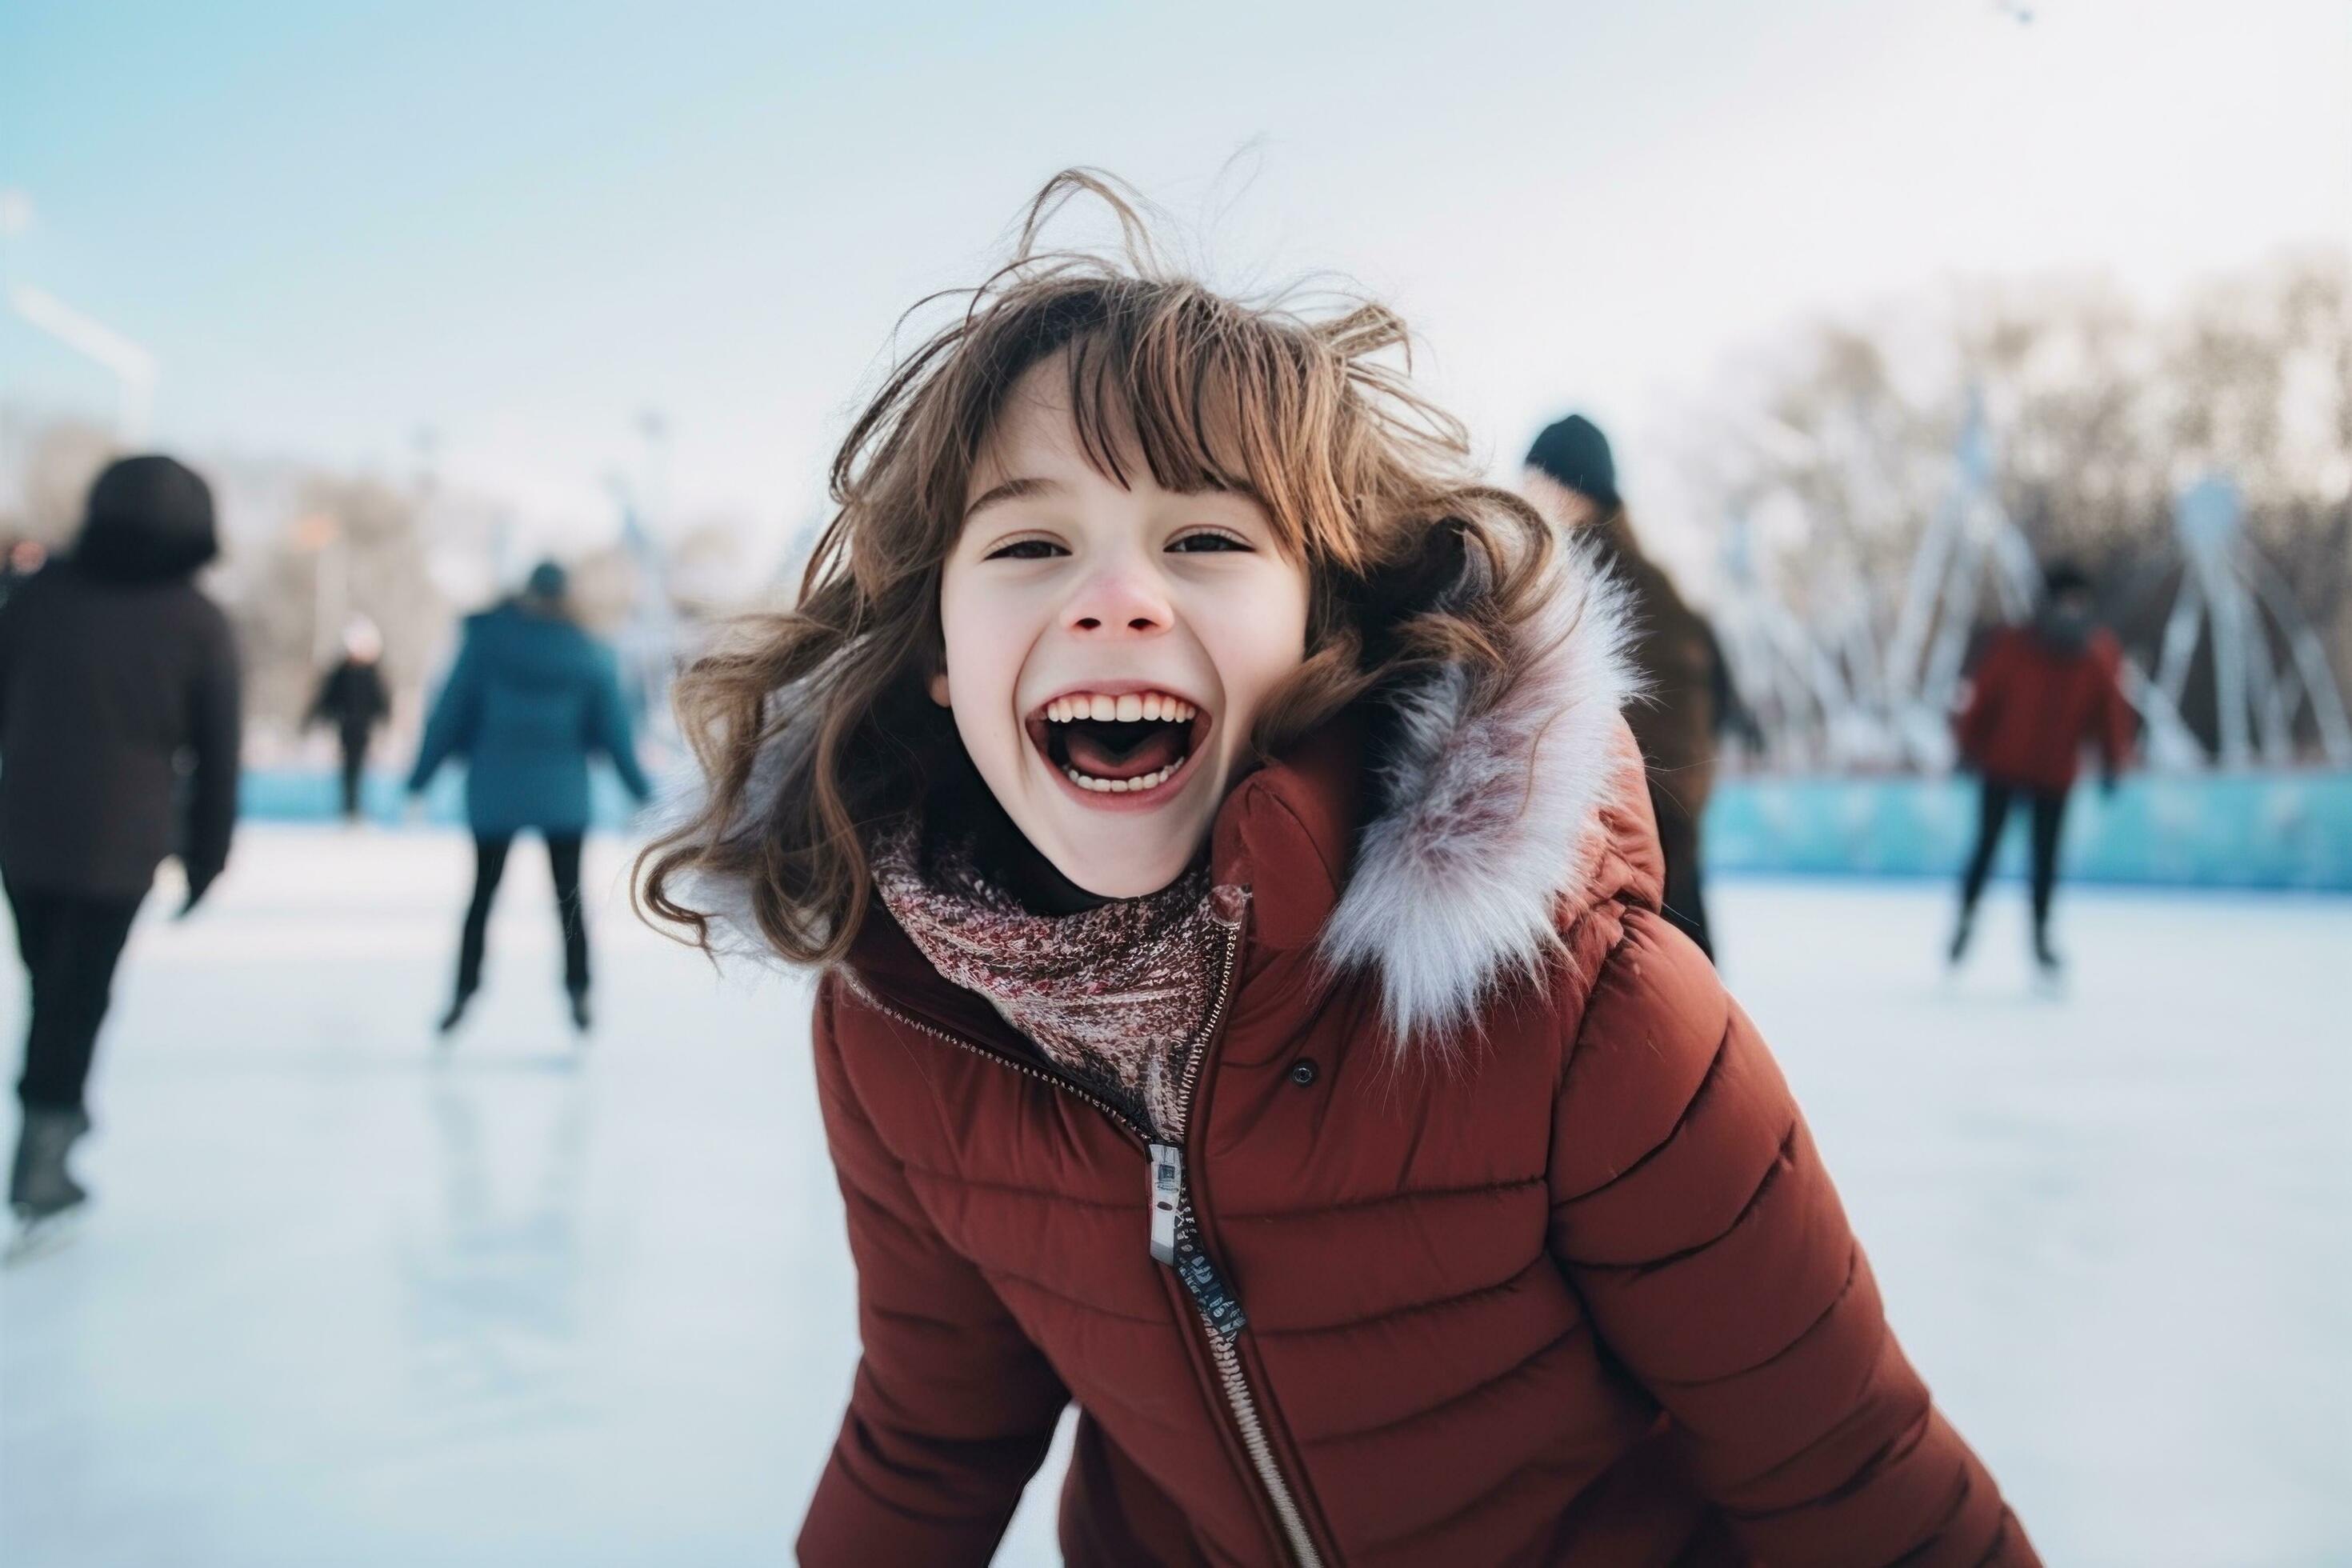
[1148,1141,1249,1338]
[1148,1142,1182,1265]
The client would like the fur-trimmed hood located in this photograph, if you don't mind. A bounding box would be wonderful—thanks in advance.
[661,543,1644,1044]
[1315,543,1642,1039]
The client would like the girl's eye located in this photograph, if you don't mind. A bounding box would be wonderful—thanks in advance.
[984,538,1066,561]
[1168,530,1253,554]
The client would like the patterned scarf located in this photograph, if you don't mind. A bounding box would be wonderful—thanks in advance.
[871,825,1233,1138]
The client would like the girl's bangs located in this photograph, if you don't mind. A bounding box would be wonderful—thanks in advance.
[1042,310,1323,562]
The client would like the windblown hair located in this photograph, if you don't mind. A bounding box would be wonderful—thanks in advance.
[637,170,1560,966]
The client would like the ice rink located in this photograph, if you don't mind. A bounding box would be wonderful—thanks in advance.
[2,826,2346,1566]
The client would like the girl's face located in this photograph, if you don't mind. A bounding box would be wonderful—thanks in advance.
[933,362,1312,898]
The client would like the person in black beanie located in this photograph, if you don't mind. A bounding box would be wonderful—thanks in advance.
[1523,414,1731,961]
[0,455,242,1241]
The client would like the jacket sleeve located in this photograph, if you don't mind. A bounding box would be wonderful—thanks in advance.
[406,631,481,793]
[586,649,652,802]
[182,605,243,880]
[1953,634,2008,769]
[1549,909,2036,1566]
[799,975,1070,1566]
[2090,637,2134,777]
[0,593,15,734]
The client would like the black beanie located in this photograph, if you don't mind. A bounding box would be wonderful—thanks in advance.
[74,455,220,583]
[1526,414,1618,506]
[2042,558,2093,598]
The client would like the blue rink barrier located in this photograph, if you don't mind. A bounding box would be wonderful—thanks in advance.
[242,768,2352,892]
[1704,773,2352,892]
[241,768,650,831]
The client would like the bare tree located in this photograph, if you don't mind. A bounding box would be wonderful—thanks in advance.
[1702,253,2352,766]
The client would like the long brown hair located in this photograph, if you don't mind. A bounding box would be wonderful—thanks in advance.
[636,170,1559,965]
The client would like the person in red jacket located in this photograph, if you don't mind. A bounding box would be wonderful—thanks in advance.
[1950,561,2134,973]
[642,172,2037,1566]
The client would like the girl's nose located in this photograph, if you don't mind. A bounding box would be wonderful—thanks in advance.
[1066,569,1170,636]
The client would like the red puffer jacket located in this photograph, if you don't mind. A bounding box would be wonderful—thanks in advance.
[1955,624,2133,793]
[738,566,2036,1566]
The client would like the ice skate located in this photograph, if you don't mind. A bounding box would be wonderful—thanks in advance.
[5,1202,89,1266]
[2033,930,2065,977]
[567,989,592,1035]
[7,1107,91,1264]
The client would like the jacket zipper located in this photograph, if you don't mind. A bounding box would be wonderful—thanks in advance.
[1157,899,1326,1568]
[838,893,1326,1568]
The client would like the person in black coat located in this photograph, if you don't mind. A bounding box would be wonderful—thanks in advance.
[0,456,242,1229]
[308,618,391,822]
[1525,414,1727,960]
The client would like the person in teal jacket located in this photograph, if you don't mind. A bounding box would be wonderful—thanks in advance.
[407,562,653,1034]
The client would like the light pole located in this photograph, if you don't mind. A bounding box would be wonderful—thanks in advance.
[2,194,159,448]
[6,285,158,446]
[292,510,347,668]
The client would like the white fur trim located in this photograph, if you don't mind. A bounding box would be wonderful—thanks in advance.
[1319,545,1639,1044]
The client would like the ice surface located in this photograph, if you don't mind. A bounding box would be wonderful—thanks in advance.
[2,828,2346,1565]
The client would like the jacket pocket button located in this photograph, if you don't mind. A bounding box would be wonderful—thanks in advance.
[1288,1059,1318,1086]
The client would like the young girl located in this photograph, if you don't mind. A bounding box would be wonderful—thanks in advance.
[643,175,2036,1568]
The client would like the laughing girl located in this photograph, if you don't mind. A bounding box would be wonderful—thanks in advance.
[642,174,2035,1568]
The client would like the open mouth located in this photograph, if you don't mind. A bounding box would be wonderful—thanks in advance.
[1026,690,1208,798]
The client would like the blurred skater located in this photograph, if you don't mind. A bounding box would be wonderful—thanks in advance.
[0,539,48,610]
[1523,414,1730,960]
[0,457,241,1238]
[1950,560,2134,973]
[308,617,390,822]
[407,562,651,1036]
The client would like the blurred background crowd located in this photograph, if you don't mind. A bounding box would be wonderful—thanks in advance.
[2,2,2346,1564]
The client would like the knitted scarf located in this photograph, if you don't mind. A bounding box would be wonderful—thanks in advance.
[871,825,1230,1138]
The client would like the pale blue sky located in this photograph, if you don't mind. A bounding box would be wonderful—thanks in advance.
[4,0,2347,559]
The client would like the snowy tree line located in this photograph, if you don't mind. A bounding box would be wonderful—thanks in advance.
[1685,251,2351,767]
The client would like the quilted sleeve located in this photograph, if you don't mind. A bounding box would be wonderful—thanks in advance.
[798,975,1070,1566]
[181,599,243,883]
[1953,631,2012,770]
[2090,634,2134,778]
[1548,909,2037,1566]
[406,626,482,794]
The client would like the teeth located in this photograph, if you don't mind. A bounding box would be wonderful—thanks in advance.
[1040,694,1203,725]
[1062,762,1181,794]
